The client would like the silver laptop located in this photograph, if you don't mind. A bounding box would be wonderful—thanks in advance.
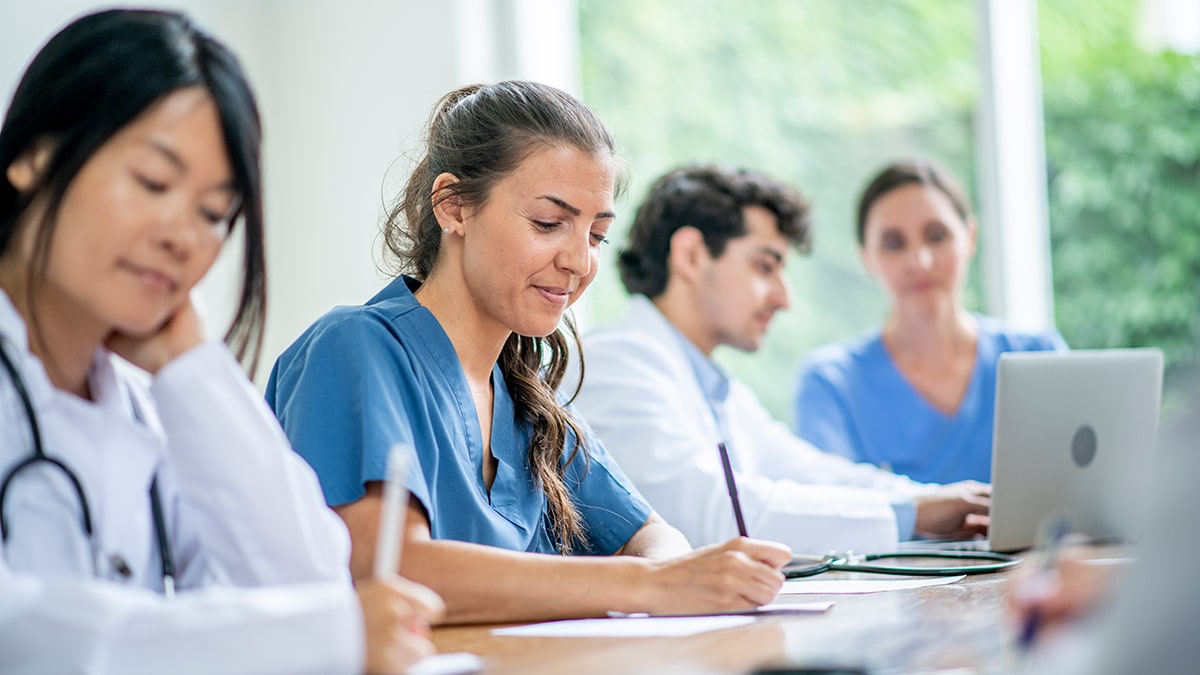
[909,348,1163,553]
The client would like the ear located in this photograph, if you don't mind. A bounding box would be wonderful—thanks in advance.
[431,172,465,235]
[6,141,53,193]
[667,226,710,285]
[858,244,874,277]
[965,215,979,258]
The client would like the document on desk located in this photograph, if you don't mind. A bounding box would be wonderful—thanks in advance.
[493,615,755,638]
[491,602,834,638]
[780,575,966,595]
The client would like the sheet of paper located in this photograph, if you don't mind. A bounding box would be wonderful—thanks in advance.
[780,574,966,595]
[754,601,835,614]
[492,615,755,638]
[606,602,834,618]
[408,652,484,675]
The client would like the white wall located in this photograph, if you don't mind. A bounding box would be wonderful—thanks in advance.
[0,0,522,382]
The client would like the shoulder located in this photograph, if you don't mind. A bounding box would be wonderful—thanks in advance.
[799,329,882,382]
[282,304,410,367]
[583,299,682,368]
[974,314,1066,352]
[268,296,431,407]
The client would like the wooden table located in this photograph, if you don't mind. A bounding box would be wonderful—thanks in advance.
[433,568,1028,674]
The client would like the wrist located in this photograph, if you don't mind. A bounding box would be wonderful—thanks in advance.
[618,556,660,614]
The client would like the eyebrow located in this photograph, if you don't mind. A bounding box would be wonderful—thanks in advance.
[537,195,616,221]
[148,139,186,172]
[146,138,237,191]
[756,247,785,264]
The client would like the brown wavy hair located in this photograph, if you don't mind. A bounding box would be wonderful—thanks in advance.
[382,81,623,553]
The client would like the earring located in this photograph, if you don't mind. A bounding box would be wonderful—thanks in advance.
[442,227,450,234]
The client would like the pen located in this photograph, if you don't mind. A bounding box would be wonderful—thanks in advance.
[374,444,412,579]
[1018,516,1070,651]
[717,442,749,538]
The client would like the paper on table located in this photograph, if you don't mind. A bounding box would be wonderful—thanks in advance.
[407,652,484,675]
[607,602,834,618]
[755,602,834,614]
[780,575,966,595]
[492,615,755,638]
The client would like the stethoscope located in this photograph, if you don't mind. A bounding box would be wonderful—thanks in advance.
[782,549,1021,578]
[716,441,1021,579]
[0,341,176,597]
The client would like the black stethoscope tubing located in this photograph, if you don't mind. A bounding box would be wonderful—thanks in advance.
[0,340,175,595]
[783,549,1021,578]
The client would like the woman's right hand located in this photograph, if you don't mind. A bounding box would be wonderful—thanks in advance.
[356,576,446,674]
[642,537,791,614]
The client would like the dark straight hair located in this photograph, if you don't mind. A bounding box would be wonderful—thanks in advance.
[384,80,624,553]
[0,9,267,372]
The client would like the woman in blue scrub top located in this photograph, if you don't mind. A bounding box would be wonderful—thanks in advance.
[267,81,791,624]
[793,160,1066,484]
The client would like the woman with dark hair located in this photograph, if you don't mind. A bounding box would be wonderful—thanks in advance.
[268,81,791,624]
[0,9,440,674]
[793,159,1066,484]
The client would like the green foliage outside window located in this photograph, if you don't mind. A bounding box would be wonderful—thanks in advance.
[578,0,1200,421]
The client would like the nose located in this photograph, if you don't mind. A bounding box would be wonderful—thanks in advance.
[911,245,933,271]
[152,204,198,259]
[555,230,593,277]
[772,272,792,310]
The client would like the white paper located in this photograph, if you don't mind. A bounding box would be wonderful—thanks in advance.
[754,601,835,614]
[491,615,755,638]
[779,574,966,595]
[408,652,484,675]
[606,602,833,618]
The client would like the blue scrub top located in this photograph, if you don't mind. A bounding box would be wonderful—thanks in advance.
[793,315,1067,484]
[266,276,652,555]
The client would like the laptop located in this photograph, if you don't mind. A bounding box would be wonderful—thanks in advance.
[912,348,1163,553]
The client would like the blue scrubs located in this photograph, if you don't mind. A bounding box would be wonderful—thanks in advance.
[793,315,1067,484]
[266,276,652,555]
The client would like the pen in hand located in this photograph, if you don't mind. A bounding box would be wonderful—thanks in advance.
[1017,516,1071,651]
[717,442,749,538]
[375,444,412,579]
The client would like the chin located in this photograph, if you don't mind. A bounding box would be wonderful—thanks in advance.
[113,313,171,338]
[513,325,561,339]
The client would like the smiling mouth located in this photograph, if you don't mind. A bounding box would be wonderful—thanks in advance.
[534,285,573,306]
[124,263,178,293]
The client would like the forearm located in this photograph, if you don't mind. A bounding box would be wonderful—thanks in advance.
[616,514,692,559]
[0,568,362,675]
[155,342,350,584]
[400,539,652,624]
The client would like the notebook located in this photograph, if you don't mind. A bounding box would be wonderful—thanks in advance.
[914,348,1163,553]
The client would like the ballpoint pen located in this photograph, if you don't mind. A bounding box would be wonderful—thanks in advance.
[375,444,412,579]
[1018,515,1071,650]
[717,442,749,538]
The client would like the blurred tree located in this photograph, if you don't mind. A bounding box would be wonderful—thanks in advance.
[1041,0,1200,390]
[578,0,1198,419]
[578,0,980,421]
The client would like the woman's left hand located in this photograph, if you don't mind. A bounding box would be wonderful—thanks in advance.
[105,293,207,374]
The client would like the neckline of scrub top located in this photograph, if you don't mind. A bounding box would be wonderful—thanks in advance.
[870,321,984,422]
[387,276,528,511]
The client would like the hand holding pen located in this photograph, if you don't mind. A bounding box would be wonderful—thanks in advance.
[1009,525,1127,653]
[1015,516,1070,651]
[359,444,445,674]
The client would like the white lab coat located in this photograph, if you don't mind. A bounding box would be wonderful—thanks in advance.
[569,296,935,555]
[0,293,363,675]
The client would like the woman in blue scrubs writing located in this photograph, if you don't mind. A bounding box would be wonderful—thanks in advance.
[793,160,1066,484]
[268,80,791,623]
